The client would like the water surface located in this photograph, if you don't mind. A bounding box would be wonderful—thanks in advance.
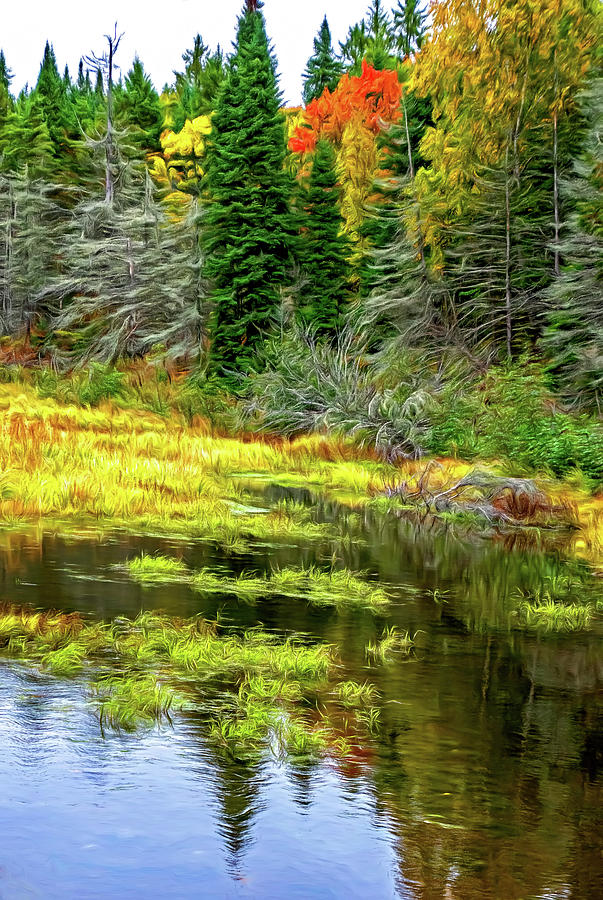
[0,493,601,899]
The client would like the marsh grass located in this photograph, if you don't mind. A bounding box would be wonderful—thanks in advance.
[0,383,599,562]
[515,594,594,631]
[366,626,415,661]
[126,553,391,611]
[512,573,599,632]
[335,680,379,708]
[127,553,190,583]
[270,566,390,610]
[0,604,382,758]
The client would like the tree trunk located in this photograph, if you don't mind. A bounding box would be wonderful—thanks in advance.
[505,147,512,359]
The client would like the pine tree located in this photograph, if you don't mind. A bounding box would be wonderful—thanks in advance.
[173,35,226,122]
[203,1,295,376]
[0,169,66,337]
[340,1,396,74]
[0,93,56,180]
[48,141,204,365]
[298,139,351,335]
[302,17,343,106]
[115,57,162,153]
[70,61,97,134]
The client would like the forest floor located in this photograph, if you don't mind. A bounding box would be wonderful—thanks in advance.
[1,383,601,567]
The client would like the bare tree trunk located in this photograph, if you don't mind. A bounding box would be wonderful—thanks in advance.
[105,37,115,205]
[553,108,560,276]
[505,146,512,359]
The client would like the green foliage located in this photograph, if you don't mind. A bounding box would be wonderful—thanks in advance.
[172,35,226,123]
[392,0,427,57]
[427,363,603,483]
[203,5,296,377]
[115,57,162,153]
[298,139,351,334]
[33,41,76,156]
[34,362,125,407]
[340,1,397,74]
[302,16,344,105]
[543,78,603,413]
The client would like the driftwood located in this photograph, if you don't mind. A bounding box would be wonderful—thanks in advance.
[385,465,576,528]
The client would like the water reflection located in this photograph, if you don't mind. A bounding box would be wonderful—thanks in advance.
[0,500,600,898]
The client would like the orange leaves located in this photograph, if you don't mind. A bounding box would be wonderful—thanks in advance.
[289,62,403,154]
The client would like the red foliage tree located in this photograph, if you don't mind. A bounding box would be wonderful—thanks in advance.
[289,61,402,154]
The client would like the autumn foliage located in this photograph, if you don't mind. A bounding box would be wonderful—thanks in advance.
[289,61,402,154]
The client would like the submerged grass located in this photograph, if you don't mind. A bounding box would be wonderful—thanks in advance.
[127,553,391,611]
[0,603,382,759]
[127,553,190,583]
[514,594,594,631]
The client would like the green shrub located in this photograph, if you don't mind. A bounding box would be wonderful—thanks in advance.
[427,362,603,484]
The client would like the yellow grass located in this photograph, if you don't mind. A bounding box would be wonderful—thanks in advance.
[0,383,600,563]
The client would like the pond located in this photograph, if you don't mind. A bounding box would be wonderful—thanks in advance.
[0,487,601,899]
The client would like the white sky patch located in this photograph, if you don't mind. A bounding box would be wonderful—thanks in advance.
[2,0,371,107]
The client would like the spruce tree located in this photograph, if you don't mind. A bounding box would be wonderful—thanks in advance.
[115,58,162,153]
[340,1,396,74]
[0,170,65,337]
[0,51,13,124]
[302,17,343,105]
[34,42,76,157]
[299,139,350,335]
[203,0,295,376]
[173,35,226,121]
[392,1,427,57]
[48,141,204,365]
[0,94,56,180]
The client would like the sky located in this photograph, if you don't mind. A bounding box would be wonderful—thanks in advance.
[2,0,372,107]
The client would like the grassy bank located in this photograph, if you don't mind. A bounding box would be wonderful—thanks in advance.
[0,381,600,563]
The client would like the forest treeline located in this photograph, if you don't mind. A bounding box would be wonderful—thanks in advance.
[0,0,601,465]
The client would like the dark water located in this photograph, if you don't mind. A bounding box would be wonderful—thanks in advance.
[0,492,601,900]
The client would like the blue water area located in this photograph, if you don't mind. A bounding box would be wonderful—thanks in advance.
[0,501,601,899]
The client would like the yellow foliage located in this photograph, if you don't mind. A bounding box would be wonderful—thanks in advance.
[151,115,213,217]
[336,116,378,258]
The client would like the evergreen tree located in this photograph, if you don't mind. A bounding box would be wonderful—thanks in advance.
[34,42,76,156]
[340,1,396,74]
[302,17,343,106]
[115,57,162,153]
[392,0,427,57]
[0,169,66,336]
[173,35,226,122]
[48,140,204,365]
[70,61,96,134]
[543,79,603,411]
[0,93,56,179]
[203,0,295,376]
[0,51,13,124]
[298,139,350,335]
